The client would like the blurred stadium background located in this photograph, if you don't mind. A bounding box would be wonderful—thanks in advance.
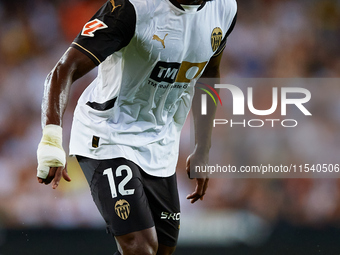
[1,0,340,254]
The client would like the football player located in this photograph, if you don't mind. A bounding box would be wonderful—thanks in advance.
[37,0,237,254]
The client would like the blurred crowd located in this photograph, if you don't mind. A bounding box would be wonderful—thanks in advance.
[1,0,340,234]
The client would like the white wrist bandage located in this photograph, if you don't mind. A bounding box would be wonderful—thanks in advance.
[37,124,66,179]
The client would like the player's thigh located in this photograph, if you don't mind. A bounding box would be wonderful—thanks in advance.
[115,226,158,255]
[157,243,176,255]
[143,172,180,249]
[77,156,155,236]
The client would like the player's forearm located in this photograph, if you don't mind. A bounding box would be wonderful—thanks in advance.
[42,62,72,126]
[41,47,96,127]
[192,68,220,155]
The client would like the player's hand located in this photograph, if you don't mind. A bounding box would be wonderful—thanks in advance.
[37,166,71,189]
[37,124,71,189]
[185,147,209,204]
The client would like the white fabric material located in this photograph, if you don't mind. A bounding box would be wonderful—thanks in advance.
[37,125,66,178]
[180,4,200,13]
[70,0,237,177]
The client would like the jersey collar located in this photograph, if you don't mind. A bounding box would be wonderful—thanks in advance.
[168,0,207,12]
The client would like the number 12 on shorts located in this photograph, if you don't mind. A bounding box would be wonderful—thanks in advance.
[103,165,135,198]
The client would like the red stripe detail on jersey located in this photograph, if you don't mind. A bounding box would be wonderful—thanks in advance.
[81,19,108,37]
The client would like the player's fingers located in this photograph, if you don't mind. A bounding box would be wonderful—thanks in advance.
[196,178,205,196]
[191,196,200,204]
[62,170,71,182]
[186,192,196,199]
[200,178,209,201]
[186,191,200,203]
[186,179,201,198]
[186,178,205,203]
[62,165,71,182]
[185,157,192,179]
[40,167,57,185]
[186,188,199,201]
[52,166,64,189]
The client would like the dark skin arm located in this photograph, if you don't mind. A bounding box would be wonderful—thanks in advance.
[39,47,96,189]
[186,52,223,203]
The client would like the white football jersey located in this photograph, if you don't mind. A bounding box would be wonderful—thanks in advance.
[69,0,237,177]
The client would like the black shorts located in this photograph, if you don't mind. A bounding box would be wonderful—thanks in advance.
[76,156,180,247]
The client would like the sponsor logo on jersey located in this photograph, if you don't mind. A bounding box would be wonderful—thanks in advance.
[115,199,130,220]
[152,33,168,49]
[149,61,207,85]
[81,19,108,37]
[110,0,121,12]
[211,27,223,52]
[150,62,181,83]
[161,211,180,220]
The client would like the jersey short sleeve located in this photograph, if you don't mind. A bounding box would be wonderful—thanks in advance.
[71,0,136,65]
[212,12,237,58]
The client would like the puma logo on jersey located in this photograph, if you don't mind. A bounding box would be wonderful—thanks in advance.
[81,19,108,37]
[152,33,168,48]
[110,0,121,12]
